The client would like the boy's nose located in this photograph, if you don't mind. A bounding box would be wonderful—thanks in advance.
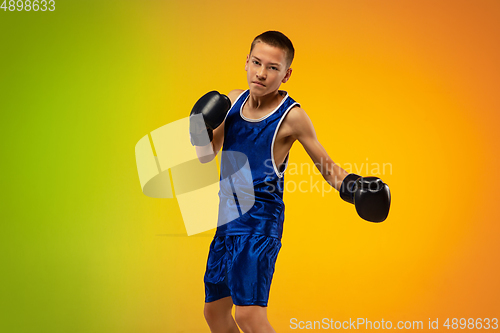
[256,68,267,79]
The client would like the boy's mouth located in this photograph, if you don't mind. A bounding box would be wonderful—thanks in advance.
[252,81,266,87]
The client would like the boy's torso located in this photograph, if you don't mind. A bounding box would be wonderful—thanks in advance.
[215,89,300,239]
[236,89,299,169]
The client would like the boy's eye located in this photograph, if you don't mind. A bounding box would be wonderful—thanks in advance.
[253,60,260,65]
[270,66,278,71]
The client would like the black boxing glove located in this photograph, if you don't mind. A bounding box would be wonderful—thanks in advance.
[340,173,391,223]
[189,91,231,146]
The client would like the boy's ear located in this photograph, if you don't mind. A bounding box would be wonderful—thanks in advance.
[282,67,292,83]
[245,55,249,71]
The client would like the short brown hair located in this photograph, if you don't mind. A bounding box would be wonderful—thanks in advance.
[249,31,295,68]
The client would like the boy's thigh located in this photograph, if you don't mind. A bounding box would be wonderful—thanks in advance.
[204,236,232,303]
[204,234,282,306]
[228,234,282,306]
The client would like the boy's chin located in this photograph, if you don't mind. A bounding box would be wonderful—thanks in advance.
[248,85,279,96]
[248,86,265,94]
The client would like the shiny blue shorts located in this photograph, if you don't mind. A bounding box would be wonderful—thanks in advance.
[204,234,282,306]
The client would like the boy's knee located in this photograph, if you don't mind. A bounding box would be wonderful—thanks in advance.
[235,306,267,330]
[234,308,248,328]
[203,305,215,323]
[204,304,224,324]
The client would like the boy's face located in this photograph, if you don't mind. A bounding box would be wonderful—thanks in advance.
[245,42,292,96]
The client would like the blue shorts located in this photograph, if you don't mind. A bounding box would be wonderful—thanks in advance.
[204,234,282,306]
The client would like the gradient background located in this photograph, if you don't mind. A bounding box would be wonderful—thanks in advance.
[1,0,499,332]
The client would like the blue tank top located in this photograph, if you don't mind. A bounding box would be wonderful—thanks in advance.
[215,90,300,239]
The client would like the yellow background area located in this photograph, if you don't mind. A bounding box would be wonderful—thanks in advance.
[0,0,499,332]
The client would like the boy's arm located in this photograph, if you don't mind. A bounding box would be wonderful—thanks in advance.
[193,89,244,163]
[287,107,349,191]
[287,107,391,222]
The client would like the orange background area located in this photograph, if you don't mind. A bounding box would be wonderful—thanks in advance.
[0,0,498,332]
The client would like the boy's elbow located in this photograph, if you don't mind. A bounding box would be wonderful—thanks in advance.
[197,153,216,164]
[194,144,217,163]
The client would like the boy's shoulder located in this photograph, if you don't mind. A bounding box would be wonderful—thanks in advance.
[227,89,246,103]
[280,105,311,139]
[284,104,308,124]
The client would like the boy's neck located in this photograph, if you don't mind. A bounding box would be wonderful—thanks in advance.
[247,90,285,111]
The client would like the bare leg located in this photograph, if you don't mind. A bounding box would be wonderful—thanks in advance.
[204,296,240,333]
[234,305,276,333]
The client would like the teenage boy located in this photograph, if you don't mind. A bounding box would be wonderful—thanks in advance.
[189,31,390,333]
